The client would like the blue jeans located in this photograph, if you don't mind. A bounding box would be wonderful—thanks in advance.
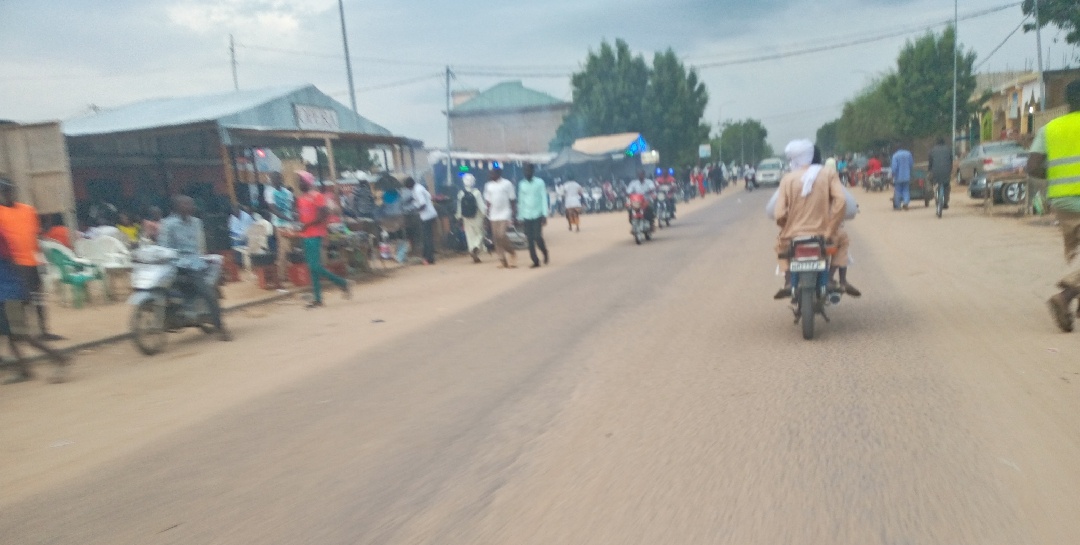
[894,181,911,209]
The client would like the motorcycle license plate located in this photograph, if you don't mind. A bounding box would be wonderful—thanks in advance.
[789,260,826,272]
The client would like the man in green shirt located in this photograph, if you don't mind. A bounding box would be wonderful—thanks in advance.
[517,163,550,268]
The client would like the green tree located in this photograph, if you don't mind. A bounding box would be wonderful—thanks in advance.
[1022,0,1080,47]
[837,76,901,152]
[890,26,977,140]
[642,49,710,166]
[553,40,711,166]
[717,119,770,166]
[815,119,840,156]
[556,39,650,141]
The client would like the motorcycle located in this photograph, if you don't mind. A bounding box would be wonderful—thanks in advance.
[627,193,653,245]
[655,185,675,227]
[128,245,225,355]
[785,236,842,340]
[602,182,619,212]
[590,186,605,213]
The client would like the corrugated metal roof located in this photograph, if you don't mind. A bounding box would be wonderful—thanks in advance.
[571,133,642,155]
[452,81,568,114]
[62,84,394,138]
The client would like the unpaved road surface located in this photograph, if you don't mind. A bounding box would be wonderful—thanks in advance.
[2,189,1079,544]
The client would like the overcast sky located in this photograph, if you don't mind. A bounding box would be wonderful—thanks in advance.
[2,0,1077,154]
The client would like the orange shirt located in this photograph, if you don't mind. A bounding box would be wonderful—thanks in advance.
[297,191,328,238]
[0,203,40,266]
[44,225,72,249]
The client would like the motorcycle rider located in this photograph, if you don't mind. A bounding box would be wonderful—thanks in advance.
[158,195,231,341]
[626,170,657,225]
[771,140,847,299]
[657,168,678,219]
[823,156,861,297]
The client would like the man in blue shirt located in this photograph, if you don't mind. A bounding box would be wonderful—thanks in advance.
[891,145,914,210]
[517,163,550,268]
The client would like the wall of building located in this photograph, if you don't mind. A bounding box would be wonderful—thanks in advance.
[451,106,570,154]
[0,122,76,217]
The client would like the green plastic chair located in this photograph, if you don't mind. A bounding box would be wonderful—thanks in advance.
[45,248,103,308]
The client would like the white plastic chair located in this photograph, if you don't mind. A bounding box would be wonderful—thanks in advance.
[235,222,270,271]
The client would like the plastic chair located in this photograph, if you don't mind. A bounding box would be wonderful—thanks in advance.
[235,222,270,271]
[45,247,104,308]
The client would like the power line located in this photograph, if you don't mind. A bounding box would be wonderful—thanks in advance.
[690,2,1021,70]
[975,15,1030,70]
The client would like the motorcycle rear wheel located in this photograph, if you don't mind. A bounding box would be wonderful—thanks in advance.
[800,289,815,340]
[131,299,167,355]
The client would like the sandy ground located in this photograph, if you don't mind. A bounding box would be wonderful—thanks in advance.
[1,186,1078,544]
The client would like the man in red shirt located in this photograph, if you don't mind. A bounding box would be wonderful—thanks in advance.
[866,156,882,175]
[0,180,64,341]
[296,176,351,308]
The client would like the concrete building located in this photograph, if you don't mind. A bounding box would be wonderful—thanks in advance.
[449,81,570,154]
[974,68,1080,144]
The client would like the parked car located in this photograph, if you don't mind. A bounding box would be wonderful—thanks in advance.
[957,141,1029,185]
[968,175,1028,204]
[755,158,785,187]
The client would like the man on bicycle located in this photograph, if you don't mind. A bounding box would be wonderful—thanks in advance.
[928,137,954,210]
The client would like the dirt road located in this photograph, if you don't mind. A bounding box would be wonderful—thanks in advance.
[2,188,1079,544]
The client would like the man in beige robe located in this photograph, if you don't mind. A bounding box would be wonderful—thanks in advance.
[772,139,846,299]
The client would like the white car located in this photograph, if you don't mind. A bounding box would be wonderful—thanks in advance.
[756,158,785,187]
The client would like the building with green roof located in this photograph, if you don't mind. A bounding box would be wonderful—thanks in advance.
[449,81,571,155]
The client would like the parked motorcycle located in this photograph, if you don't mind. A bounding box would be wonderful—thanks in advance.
[128,245,225,355]
[627,193,653,245]
[602,182,619,212]
[590,186,604,213]
[785,236,842,340]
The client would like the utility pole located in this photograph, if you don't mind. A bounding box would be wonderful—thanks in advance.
[1034,0,1047,111]
[229,34,238,91]
[740,125,745,166]
[445,65,454,188]
[337,0,357,113]
[951,0,958,154]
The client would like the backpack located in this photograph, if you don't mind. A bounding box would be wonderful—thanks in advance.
[459,190,479,218]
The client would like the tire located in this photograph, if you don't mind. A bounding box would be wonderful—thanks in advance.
[800,288,815,340]
[130,298,167,355]
[1003,182,1025,204]
[634,232,642,245]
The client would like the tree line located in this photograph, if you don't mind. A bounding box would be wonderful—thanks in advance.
[552,39,711,167]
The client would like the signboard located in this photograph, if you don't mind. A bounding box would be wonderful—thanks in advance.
[641,150,660,165]
[294,105,340,132]
[698,144,712,159]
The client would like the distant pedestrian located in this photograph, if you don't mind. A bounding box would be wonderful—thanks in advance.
[296,177,351,308]
[517,163,549,268]
[483,167,517,269]
[562,178,584,232]
[928,137,954,210]
[456,174,486,263]
[891,145,914,210]
[709,164,724,193]
[404,177,437,265]
[0,180,64,342]
[1028,79,1080,332]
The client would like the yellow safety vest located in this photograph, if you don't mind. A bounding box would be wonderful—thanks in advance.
[1046,111,1080,199]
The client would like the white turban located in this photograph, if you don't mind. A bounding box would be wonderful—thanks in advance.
[462,173,476,189]
[785,139,822,197]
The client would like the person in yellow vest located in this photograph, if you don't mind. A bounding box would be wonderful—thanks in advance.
[1028,78,1080,332]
